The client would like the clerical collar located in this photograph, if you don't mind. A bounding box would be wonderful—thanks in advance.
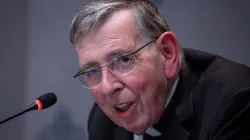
[134,76,179,138]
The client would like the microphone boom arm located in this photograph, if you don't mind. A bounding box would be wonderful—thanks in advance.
[0,102,37,124]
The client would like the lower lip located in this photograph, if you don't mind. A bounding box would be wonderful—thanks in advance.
[115,103,136,118]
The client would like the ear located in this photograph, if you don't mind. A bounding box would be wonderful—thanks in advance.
[157,32,179,79]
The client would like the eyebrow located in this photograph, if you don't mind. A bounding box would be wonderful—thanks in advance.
[107,48,131,58]
[80,62,99,71]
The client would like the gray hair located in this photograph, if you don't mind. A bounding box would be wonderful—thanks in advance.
[69,0,185,70]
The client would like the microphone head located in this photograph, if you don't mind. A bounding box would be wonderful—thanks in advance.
[35,92,57,110]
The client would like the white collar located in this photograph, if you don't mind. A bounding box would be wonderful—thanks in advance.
[134,76,179,138]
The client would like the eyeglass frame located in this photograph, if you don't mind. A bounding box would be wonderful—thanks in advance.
[73,37,158,89]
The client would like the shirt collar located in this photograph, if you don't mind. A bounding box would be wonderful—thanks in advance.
[134,75,179,137]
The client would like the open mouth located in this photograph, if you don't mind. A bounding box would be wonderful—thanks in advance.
[115,103,133,112]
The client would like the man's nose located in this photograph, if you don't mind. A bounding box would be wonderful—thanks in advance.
[100,68,124,96]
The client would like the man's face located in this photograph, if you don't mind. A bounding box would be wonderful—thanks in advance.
[76,10,169,134]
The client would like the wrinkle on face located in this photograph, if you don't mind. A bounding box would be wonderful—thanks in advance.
[75,9,169,134]
[76,11,142,71]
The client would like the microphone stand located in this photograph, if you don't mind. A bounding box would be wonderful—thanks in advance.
[0,102,38,124]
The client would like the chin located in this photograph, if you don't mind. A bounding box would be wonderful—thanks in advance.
[124,121,148,135]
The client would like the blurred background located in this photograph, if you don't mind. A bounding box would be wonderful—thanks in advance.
[0,0,249,140]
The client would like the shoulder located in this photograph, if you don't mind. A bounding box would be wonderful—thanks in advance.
[183,48,250,93]
[186,48,250,110]
[184,48,250,139]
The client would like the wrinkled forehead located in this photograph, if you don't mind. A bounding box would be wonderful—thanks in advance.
[75,10,141,69]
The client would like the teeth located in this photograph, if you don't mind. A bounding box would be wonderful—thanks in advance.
[116,103,130,108]
[115,103,132,111]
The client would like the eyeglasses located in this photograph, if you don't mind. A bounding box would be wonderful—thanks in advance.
[73,38,157,89]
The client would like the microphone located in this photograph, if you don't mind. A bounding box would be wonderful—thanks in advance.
[0,92,57,124]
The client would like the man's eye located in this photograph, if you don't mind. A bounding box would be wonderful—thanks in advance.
[90,69,100,74]
[86,68,101,76]
[115,56,135,66]
[120,56,130,63]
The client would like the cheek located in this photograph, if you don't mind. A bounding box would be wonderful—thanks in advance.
[125,67,167,106]
[92,90,105,105]
[124,70,159,107]
[125,72,152,93]
[92,91,118,121]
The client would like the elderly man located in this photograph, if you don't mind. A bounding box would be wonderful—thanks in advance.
[69,0,250,140]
